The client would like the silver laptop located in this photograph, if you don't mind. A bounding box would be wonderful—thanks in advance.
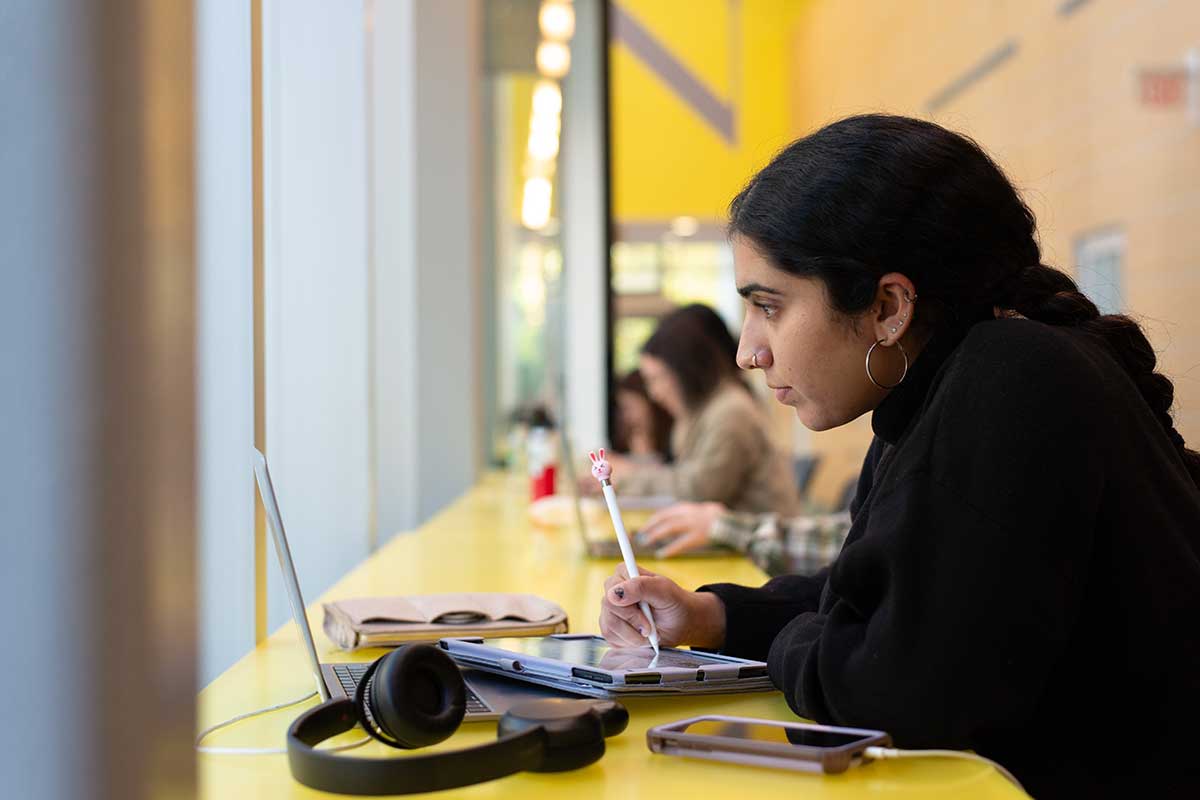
[555,432,729,559]
[252,448,580,720]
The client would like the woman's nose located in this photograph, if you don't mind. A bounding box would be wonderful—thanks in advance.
[737,318,772,370]
[736,340,771,370]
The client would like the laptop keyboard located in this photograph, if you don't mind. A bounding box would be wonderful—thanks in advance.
[464,688,490,714]
[332,663,490,714]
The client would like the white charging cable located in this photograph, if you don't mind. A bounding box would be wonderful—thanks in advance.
[864,746,1026,795]
[196,691,371,755]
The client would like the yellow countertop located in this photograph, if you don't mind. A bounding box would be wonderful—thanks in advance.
[198,473,1022,798]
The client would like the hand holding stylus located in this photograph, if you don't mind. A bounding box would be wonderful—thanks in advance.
[599,564,727,651]
[589,448,660,655]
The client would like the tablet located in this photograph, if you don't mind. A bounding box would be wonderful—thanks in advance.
[439,634,775,697]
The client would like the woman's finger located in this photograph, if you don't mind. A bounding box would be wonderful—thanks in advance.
[644,504,687,529]
[657,530,706,558]
[602,597,649,633]
[599,609,646,647]
[641,515,688,544]
[606,564,660,596]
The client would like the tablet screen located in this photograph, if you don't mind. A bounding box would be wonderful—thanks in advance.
[486,636,730,671]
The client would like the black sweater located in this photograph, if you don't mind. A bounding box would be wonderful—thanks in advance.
[701,319,1200,798]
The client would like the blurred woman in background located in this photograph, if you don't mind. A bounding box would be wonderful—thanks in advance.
[610,369,673,462]
[602,303,800,516]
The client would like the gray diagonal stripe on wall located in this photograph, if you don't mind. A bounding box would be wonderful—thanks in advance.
[611,2,737,144]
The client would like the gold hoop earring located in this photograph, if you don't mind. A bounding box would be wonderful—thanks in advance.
[865,339,908,389]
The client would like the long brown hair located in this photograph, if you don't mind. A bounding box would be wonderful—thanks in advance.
[611,369,673,457]
[641,304,746,413]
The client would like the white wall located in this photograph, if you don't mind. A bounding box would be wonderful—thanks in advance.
[262,0,372,631]
[196,0,256,686]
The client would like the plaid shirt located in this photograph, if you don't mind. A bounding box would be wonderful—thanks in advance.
[710,510,852,577]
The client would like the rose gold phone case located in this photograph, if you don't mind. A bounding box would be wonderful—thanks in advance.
[646,714,892,774]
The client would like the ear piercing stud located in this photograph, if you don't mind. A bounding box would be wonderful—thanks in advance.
[890,291,915,337]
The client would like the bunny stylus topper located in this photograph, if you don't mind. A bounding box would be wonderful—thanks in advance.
[588,448,613,483]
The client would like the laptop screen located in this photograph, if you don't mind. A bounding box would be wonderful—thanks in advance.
[555,430,594,548]
[252,448,332,701]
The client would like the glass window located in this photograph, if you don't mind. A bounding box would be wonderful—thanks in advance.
[1075,229,1126,316]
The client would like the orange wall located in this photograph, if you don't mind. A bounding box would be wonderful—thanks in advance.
[789,0,1200,505]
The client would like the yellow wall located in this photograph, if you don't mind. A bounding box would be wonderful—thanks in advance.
[790,0,1200,506]
[610,0,806,222]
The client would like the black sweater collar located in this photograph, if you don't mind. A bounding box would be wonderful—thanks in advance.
[871,325,967,444]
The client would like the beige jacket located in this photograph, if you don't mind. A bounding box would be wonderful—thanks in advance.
[618,381,801,515]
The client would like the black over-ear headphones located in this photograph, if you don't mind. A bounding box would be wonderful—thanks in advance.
[287,644,629,795]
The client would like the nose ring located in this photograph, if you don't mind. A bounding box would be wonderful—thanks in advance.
[751,352,759,369]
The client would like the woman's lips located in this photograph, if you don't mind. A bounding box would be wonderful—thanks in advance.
[772,386,791,403]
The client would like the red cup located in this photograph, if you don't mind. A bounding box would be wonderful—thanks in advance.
[530,464,556,501]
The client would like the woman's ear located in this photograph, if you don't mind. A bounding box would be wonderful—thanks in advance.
[872,273,918,345]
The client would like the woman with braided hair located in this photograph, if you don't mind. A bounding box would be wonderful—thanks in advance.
[599,115,1200,797]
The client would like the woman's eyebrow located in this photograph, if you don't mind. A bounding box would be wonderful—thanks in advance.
[737,282,784,298]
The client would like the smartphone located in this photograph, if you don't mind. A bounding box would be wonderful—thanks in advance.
[646,715,891,774]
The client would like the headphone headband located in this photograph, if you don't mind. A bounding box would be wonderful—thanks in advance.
[286,644,628,794]
[288,698,549,795]
[288,694,628,795]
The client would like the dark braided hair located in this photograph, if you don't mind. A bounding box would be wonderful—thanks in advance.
[728,113,1200,486]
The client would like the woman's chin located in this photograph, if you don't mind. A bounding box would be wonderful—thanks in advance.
[795,403,847,432]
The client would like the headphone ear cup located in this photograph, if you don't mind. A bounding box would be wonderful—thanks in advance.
[356,644,466,749]
[497,699,615,772]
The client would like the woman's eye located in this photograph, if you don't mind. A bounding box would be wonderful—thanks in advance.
[756,303,777,319]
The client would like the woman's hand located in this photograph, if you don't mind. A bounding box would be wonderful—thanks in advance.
[640,502,726,557]
[599,564,726,650]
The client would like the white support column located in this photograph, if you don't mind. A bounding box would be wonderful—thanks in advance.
[261,0,372,630]
[562,0,610,452]
[196,0,256,686]
[373,0,484,535]
[372,0,419,534]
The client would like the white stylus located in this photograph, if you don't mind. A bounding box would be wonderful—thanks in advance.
[589,448,660,655]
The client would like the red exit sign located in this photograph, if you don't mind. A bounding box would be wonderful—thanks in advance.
[1138,49,1199,123]
[1138,69,1189,107]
